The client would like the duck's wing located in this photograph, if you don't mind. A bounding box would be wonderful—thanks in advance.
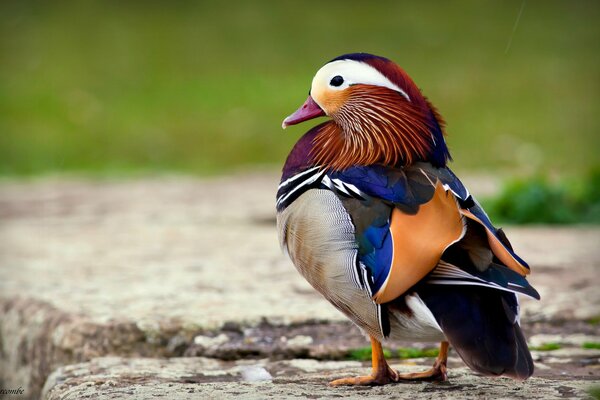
[326,163,534,305]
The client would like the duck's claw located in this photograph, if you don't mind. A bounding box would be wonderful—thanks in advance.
[395,361,447,382]
[330,340,449,386]
[396,340,449,381]
[329,365,399,386]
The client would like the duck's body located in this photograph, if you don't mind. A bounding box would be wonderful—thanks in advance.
[277,53,539,385]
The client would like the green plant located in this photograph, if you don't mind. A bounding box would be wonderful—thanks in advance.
[588,386,600,400]
[582,342,600,350]
[397,347,439,359]
[586,316,600,326]
[529,342,561,351]
[347,347,391,361]
[483,169,600,224]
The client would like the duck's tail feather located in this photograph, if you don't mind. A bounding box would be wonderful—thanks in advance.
[417,285,534,380]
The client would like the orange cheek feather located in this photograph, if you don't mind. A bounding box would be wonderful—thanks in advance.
[313,87,349,116]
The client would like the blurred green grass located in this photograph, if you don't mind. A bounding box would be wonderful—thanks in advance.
[0,1,598,176]
[482,168,600,224]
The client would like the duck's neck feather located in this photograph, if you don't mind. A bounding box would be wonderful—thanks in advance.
[281,103,450,181]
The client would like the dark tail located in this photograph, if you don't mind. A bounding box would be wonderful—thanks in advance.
[418,285,534,380]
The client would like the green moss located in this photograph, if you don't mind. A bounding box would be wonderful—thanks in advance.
[397,347,439,359]
[347,347,392,361]
[587,316,600,326]
[347,346,441,360]
[588,386,600,400]
[529,342,562,351]
[582,342,600,350]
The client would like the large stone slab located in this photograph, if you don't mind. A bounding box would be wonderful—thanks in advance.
[0,175,599,398]
[41,357,598,400]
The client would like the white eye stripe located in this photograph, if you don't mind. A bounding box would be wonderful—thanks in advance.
[312,59,411,102]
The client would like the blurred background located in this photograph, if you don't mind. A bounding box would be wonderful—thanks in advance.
[0,0,599,221]
[1,4,599,397]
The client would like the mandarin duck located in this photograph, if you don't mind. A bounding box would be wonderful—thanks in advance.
[276,53,539,386]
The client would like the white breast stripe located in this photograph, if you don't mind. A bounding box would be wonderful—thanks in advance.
[321,174,332,188]
[276,169,326,207]
[339,181,365,199]
[333,179,350,195]
[321,176,365,199]
[278,166,321,190]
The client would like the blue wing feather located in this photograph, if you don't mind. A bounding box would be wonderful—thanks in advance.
[328,165,429,212]
[331,165,411,203]
[360,223,393,293]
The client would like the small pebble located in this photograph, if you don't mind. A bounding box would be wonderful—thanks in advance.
[286,335,313,347]
[193,333,229,348]
[240,366,273,382]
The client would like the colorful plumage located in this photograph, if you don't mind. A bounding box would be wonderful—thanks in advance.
[277,53,539,386]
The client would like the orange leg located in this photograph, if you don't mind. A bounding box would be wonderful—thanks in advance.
[330,339,449,386]
[330,335,399,386]
[395,340,448,381]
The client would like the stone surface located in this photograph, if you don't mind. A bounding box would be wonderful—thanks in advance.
[41,357,598,400]
[0,175,599,399]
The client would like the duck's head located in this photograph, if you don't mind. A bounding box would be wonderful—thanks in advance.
[282,53,450,170]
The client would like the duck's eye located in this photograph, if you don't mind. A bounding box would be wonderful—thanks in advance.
[329,75,344,87]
